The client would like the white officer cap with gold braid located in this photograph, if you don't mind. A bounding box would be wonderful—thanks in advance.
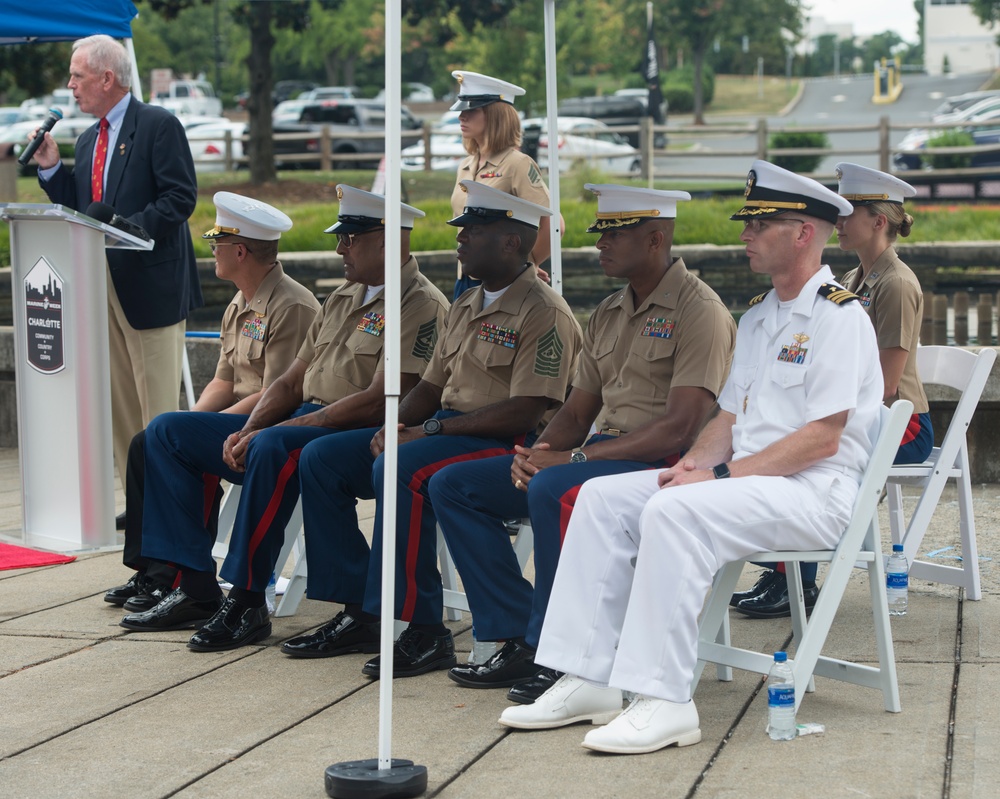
[448,179,552,230]
[584,183,692,233]
[324,184,426,235]
[449,70,526,111]
[730,159,853,224]
[202,191,292,240]
[835,162,916,206]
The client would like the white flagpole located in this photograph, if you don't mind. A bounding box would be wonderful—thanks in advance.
[543,0,562,296]
[325,1,427,796]
[379,0,402,772]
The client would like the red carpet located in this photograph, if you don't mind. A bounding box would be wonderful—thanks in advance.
[0,542,76,571]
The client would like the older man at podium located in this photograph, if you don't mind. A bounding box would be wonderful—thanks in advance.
[29,34,201,502]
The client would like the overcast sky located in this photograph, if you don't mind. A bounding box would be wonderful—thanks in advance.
[805,0,920,42]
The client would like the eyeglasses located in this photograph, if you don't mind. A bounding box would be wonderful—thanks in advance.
[336,231,376,249]
[209,241,252,254]
[741,217,806,234]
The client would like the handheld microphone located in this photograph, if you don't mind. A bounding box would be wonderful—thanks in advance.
[17,107,64,166]
[85,201,152,242]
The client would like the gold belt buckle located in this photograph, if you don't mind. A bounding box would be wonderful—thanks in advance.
[601,428,622,437]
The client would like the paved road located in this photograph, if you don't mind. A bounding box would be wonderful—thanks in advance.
[659,71,994,179]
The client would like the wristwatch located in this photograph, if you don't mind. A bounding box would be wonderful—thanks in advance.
[712,463,731,479]
[422,418,443,436]
[569,447,588,464]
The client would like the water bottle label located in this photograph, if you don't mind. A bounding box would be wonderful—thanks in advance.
[768,685,795,708]
[887,573,908,589]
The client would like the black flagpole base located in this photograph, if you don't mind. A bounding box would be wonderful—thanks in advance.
[325,758,428,799]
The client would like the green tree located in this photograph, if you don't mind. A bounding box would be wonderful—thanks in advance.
[663,0,802,124]
[0,43,72,103]
[971,0,1000,38]
[145,0,325,184]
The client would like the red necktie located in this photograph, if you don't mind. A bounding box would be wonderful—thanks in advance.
[91,117,109,203]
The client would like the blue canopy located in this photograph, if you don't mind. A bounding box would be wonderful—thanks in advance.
[0,0,138,44]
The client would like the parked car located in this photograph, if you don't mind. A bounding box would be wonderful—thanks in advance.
[151,80,223,117]
[931,91,1000,119]
[0,106,35,129]
[894,124,1000,171]
[522,117,640,174]
[933,94,1000,125]
[186,120,247,172]
[401,117,640,175]
[273,80,318,106]
[21,88,81,119]
[375,82,436,103]
[273,99,310,124]
[614,87,668,123]
[0,116,97,174]
[300,86,357,102]
[272,99,422,169]
[557,95,666,148]
[400,124,465,171]
[895,105,1000,170]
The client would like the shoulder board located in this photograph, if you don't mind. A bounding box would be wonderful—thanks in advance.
[817,283,859,305]
[748,291,771,307]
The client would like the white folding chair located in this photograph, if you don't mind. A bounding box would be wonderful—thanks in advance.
[694,400,913,713]
[212,482,307,617]
[439,521,535,621]
[886,346,996,601]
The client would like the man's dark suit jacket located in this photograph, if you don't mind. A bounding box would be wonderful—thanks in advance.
[40,98,203,330]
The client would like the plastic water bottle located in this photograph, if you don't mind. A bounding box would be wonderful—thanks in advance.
[767,651,796,741]
[467,626,497,665]
[887,544,909,616]
[265,571,277,614]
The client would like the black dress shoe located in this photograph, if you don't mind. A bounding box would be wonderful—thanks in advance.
[122,583,173,613]
[507,667,562,704]
[115,512,127,531]
[362,627,456,678]
[104,571,148,606]
[281,611,380,658]
[448,640,538,688]
[729,569,781,607]
[734,574,820,619]
[119,588,224,631]
[187,598,271,652]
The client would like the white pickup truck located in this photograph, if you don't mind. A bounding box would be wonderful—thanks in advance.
[150,80,223,117]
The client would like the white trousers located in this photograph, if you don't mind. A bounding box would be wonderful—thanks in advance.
[534,468,856,703]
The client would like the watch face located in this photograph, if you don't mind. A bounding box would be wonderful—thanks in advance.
[570,450,587,464]
[423,418,442,435]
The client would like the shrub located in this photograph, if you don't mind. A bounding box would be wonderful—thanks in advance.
[663,64,715,106]
[922,130,975,170]
[662,85,694,114]
[768,131,830,173]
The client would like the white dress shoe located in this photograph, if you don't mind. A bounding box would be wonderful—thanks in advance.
[499,674,622,730]
[582,695,702,754]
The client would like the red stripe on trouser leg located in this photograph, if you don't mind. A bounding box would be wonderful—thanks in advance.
[556,458,678,547]
[557,485,584,547]
[202,473,221,527]
[245,449,302,589]
[900,414,921,446]
[400,446,512,621]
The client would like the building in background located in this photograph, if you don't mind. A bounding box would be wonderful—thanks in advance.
[925,0,999,75]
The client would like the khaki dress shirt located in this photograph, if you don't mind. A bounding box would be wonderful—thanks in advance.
[575,258,736,434]
[842,247,929,413]
[297,256,449,405]
[422,265,582,425]
[215,262,321,401]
